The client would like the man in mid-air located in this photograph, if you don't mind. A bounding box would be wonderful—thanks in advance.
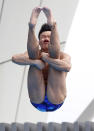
[12,6,71,112]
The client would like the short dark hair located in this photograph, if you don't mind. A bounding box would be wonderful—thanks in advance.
[38,23,52,39]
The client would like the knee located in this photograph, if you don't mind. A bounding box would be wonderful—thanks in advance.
[47,89,66,104]
[28,88,45,104]
[49,95,66,105]
[29,95,44,104]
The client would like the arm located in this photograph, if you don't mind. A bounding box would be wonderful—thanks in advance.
[43,7,60,59]
[27,7,42,59]
[41,52,71,72]
[12,52,45,70]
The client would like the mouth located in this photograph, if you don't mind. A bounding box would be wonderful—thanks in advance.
[44,40,49,44]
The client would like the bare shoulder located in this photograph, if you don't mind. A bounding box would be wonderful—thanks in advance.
[60,51,71,59]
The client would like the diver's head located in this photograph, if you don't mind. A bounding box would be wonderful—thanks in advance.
[38,23,52,52]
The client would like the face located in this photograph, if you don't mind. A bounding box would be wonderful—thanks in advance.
[39,31,51,52]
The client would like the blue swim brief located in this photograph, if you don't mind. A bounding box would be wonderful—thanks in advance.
[31,88,64,112]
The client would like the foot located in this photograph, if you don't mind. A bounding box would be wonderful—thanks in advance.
[42,7,55,25]
[30,7,42,26]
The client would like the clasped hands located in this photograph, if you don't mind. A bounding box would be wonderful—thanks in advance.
[41,52,49,61]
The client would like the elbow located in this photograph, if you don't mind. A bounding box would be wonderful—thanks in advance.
[12,56,16,63]
[64,64,71,72]
[67,64,72,72]
[12,56,20,65]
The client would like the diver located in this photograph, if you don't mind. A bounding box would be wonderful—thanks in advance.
[12,6,71,112]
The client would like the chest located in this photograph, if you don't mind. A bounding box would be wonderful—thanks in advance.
[42,63,49,79]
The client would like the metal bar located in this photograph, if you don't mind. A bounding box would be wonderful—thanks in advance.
[0,59,12,65]
[0,122,94,131]
[0,0,5,24]
[39,0,43,7]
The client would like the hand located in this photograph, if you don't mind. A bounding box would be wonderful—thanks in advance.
[42,6,55,25]
[30,7,42,26]
[41,52,49,60]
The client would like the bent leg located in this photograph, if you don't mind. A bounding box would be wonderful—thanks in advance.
[27,26,45,104]
[28,66,45,104]
[47,23,66,104]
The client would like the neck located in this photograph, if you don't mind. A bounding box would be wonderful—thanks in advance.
[41,48,48,53]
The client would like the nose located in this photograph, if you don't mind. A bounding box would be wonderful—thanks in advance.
[44,38,49,43]
[44,36,50,41]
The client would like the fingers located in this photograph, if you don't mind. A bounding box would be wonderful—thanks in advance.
[33,6,51,13]
[30,6,43,25]
[32,6,51,15]
[42,6,51,12]
[41,52,49,58]
[42,6,54,25]
[33,6,42,12]
[30,6,53,25]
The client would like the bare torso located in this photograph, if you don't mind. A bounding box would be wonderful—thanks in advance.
[42,62,49,86]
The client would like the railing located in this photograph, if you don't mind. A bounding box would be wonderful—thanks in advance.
[0,122,94,131]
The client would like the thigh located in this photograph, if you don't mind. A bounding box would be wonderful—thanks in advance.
[28,66,45,104]
[47,67,67,104]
